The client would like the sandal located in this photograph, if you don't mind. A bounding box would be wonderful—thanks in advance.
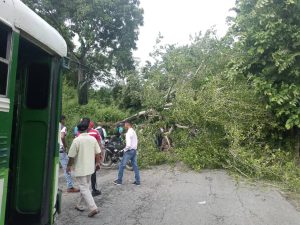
[88,209,99,217]
[75,206,85,212]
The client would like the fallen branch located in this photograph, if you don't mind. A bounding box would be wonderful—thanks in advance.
[175,124,189,129]
[116,109,157,124]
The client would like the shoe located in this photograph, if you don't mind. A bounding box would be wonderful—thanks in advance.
[75,206,85,212]
[88,209,99,217]
[132,181,141,185]
[92,190,102,197]
[67,187,80,193]
[113,180,122,185]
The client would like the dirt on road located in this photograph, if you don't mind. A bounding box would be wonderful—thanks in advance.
[56,165,300,225]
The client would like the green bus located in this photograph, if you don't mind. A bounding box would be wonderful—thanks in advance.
[0,0,67,224]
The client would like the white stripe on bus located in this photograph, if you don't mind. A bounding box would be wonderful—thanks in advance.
[0,98,10,112]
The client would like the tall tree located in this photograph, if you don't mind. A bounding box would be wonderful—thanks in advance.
[228,0,300,130]
[23,0,144,104]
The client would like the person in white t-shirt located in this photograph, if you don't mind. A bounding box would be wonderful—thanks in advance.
[59,115,79,193]
[67,118,101,217]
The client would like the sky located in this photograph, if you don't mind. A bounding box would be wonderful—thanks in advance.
[133,0,236,63]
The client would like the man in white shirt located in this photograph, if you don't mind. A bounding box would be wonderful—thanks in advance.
[114,121,140,185]
[59,115,79,193]
[67,118,101,217]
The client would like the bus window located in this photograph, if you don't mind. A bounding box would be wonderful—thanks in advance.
[26,63,50,109]
[0,63,8,95]
[0,24,11,96]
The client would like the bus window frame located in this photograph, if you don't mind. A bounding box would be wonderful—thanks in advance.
[0,24,12,98]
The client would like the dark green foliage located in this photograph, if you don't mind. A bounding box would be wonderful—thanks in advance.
[228,0,300,130]
[119,74,143,110]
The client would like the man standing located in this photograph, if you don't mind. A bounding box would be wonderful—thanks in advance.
[67,118,101,217]
[96,122,107,144]
[87,121,103,197]
[96,122,107,165]
[114,121,140,185]
[59,115,79,193]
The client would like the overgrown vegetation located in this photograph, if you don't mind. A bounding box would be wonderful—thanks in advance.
[27,0,300,192]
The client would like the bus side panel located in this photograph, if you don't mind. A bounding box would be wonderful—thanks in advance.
[15,121,47,213]
[0,32,19,225]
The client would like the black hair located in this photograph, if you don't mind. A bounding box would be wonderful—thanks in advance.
[82,117,90,123]
[77,117,90,132]
[60,115,66,122]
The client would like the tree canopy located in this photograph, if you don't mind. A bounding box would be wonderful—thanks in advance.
[229,0,300,130]
[23,0,144,104]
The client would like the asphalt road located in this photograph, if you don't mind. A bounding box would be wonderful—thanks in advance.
[56,165,300,225]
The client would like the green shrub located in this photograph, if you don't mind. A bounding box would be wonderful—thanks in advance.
[62,82,128,143]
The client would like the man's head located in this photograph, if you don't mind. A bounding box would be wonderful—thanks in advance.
[77,117,90,132]
[60,115,66,125]
[124,121,132,130]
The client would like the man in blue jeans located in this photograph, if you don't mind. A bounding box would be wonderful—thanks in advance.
[60,115,79,193]
[114,121,140,185]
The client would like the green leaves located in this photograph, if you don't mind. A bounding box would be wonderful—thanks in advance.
[229,0,300,130]
[272,50,300,73]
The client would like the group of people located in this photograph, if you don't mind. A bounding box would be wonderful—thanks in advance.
[59,116,141,217]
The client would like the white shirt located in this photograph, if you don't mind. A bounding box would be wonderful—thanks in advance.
[68,133,101,177]
[60,123,67,149]
[95,126,107,138]
[125,127,138,151]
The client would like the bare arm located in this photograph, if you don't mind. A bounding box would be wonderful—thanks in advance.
[66,157,74,173]
[95,153,101,170]
[97,137,104,160]
[61,132,67,149]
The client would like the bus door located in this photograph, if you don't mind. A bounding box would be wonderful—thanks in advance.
[7,38,56,225]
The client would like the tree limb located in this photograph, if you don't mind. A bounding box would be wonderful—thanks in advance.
[175,124,189,129]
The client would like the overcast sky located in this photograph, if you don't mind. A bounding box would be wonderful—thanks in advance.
[133,0,236,63]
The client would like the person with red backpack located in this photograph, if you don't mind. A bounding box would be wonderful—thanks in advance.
[87,121,103,196]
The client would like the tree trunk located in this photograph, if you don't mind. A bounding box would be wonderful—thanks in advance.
[77,64,88,105]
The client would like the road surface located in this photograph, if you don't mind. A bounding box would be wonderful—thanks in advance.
[56,165,300,225]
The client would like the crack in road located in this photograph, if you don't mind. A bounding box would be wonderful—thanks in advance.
[235,184,265,225]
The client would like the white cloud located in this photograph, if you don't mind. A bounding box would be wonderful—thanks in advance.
[134,0,236,63]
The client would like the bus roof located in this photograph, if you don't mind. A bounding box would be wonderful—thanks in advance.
[0,0,67,57]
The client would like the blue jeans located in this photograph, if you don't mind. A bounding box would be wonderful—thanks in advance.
[59,150,74,189]
[117,150,140,184]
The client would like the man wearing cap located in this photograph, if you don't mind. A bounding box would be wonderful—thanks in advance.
[67,118,101,217]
